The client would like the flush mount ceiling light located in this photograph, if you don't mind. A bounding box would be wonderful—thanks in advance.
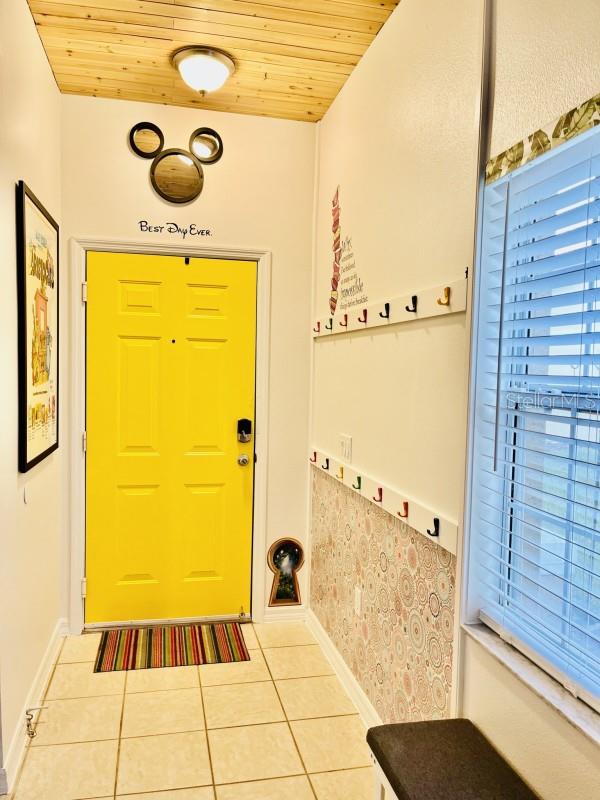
[172,47,235,93]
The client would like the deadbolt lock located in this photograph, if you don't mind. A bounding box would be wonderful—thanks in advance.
[237,418,252,443]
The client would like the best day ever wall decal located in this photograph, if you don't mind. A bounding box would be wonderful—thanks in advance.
[138,220,213,239]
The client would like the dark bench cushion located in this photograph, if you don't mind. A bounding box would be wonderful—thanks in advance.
[367,719,539,800]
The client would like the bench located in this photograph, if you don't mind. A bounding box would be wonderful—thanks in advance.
[367,719,540,799]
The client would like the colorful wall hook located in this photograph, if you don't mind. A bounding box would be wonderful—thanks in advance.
[313,321,320,333]
[336,465,344,480]
[405,295,418,313]
[436,286,451,306]
[373,487,383,502]
[398,501,409,518]
[358,309,368,324]
[339,313,348,327]
[310,451,317,463]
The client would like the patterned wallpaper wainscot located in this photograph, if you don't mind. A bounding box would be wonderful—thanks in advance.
[310,469,456,723]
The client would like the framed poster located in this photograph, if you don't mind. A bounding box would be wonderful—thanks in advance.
[16,181,59,472]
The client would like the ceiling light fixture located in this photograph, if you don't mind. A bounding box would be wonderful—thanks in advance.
[172,47,235,93]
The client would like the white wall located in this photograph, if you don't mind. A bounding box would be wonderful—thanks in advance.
[60,94,315,617]
[309,0,483,729]
[311,0,483,523]
[460,2,600,797]
[462,636,600,800]
[0,0,63,788]
[489,0,600,156]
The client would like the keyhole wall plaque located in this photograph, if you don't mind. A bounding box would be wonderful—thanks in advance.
[267,538,304,606]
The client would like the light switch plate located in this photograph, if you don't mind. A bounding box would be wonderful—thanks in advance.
[340,434,352,463]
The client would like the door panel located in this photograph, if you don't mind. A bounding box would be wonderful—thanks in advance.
[85,252,257,623]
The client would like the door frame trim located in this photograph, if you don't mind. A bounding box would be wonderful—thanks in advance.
[68,237,271,634]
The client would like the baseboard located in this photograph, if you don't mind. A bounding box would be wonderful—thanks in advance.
[306,609,382,729]
[2,617,68,793]
[260,606,308,623]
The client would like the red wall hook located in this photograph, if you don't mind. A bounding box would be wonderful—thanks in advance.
[313,321,321,333]
[309,451,317,463]
[339,313,348,327]
[397,501,409,518]
[373,487,383,502]
[358,309,368,324]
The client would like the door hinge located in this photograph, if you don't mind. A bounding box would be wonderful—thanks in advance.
[81,281,88,302]
[80,578,87,599]
[82,430,87,453]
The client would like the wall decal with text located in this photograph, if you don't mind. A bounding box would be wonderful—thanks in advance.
[329,187,367,316]
[138,220,212,240]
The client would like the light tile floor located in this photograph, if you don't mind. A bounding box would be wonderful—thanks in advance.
[11,622,374,800]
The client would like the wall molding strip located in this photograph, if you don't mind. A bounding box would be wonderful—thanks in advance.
[312,277,467,338]
[306,609,382,730]
[310,449,458,555]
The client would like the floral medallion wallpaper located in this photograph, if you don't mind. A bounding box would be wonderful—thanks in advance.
[310,469,456,723]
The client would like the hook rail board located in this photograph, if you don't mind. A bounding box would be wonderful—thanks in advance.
[312,277,467,338]
[310,448,458,556]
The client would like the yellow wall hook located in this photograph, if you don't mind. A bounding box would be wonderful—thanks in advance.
[437,286,451,306]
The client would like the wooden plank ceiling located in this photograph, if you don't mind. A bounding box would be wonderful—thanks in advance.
[28,0,398,122]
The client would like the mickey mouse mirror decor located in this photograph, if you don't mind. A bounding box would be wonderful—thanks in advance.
[267,538,304,606]
[128,122,223,204]
[129,122,164,158]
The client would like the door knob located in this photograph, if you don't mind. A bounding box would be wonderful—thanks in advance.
[237,454,250,466]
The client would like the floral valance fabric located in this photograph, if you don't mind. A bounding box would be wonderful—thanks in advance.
[486,92,600,183]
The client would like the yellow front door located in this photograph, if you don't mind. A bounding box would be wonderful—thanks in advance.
[85,252,257,624]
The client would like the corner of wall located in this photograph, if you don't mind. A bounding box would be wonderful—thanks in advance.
[3,617,68,793]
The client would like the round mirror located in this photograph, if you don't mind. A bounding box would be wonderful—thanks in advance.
[150,149,204,203]
[189,127,223,164]
[129,122,164,158]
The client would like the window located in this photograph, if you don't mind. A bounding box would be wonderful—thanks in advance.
[468,125,600,712]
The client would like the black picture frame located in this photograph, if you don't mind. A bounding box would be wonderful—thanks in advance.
[16,181,60,472]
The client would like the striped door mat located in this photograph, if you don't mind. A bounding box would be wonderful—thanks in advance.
[94,622,250,672]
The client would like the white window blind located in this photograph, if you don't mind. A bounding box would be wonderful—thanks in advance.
[470,125,600,712]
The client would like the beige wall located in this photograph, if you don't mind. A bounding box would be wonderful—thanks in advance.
[309,0,482,722]
[490,0,600,156]
[311,0,483,522]
[460,2,600,797]
[462,636,600,800]
[60,94,315,615]
[0,0,63,787]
